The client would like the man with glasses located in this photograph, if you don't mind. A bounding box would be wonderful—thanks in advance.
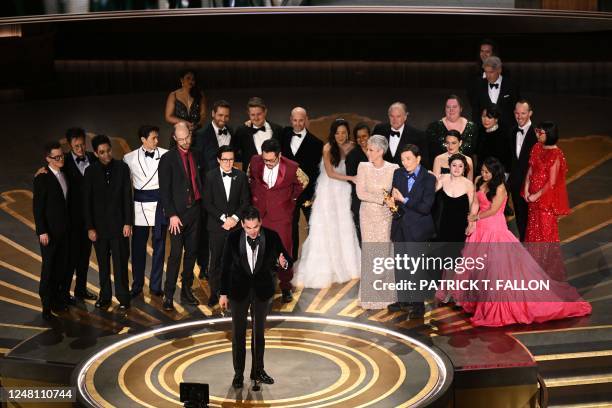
[248,138,307,303]
[159,122,203,311]
[203,146,250,307]
[33,142,71,321]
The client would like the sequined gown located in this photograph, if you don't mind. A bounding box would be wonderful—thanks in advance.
[355,161,399,309]
[426,119,479,158]
[174,91,201,128]
[523,144,570,243]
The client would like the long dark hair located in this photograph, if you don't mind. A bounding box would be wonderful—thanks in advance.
[476,157,513,216]
[328,118,351,167]
[179,69,202,101]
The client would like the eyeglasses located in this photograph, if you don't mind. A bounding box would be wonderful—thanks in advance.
[48,155,64,161]
[219,158,235,163]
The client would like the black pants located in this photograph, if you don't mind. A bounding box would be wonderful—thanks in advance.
[131,225,167,293]
[197,209,210,272]
[230,289,271,376]
[164,203,200,299]
[94,236,130,305]
[40,232,69,309]
[511,187,528,242]
[208,229,230,297]
[66,224,92,297]
[291,202,312,259]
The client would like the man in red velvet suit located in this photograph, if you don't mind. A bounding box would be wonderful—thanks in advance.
[249,138,308,303]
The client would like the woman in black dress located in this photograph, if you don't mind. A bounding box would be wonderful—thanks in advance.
[435,154,474,242]
[164,69,207,145]
[476,104,511,174]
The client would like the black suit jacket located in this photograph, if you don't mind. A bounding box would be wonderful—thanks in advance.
[159,148,204,218]
[508,125,537,194]
[280,127,323,203]
[83,160,133,239]
[234,121,283,166]
[373,122,430,170]
[33,168,70,238]
[202,168,250,232]
[63,151,97,227]
[390,166,436,242]
[473,76,520,133]
[220,227,293,302]
[195,122,235,173]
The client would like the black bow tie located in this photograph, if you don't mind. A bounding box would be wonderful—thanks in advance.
[223,172,233,178]
[218,128,228,136]
[252,126,266,133]
[293,132,303,138]
[406,172,416,180]
[75,156,86,163]
[489,83,499,89]
[390,130,401,138]
[247,236,260,250]
[517,128,525,135]
[144,151,155,158]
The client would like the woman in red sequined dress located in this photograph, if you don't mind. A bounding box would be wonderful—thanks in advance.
[523,122,570,242]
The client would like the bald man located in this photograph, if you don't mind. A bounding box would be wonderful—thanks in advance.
[372,102,430,169]
[159,122,203,310]
[280,107,323,259]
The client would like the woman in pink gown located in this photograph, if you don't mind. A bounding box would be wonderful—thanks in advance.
[460,157,591,327]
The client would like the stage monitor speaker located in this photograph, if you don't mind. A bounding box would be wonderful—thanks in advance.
[180,382,209,408]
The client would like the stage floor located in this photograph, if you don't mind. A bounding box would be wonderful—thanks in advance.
[0,88,610,407]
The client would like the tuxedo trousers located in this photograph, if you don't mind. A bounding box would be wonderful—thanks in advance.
[131,225,167,293]
[510,187,528,242]
[208,229,231,297]
[40,232,69,309]
[197,208,210,272]
[164,203,200,299]
[94,236,130,305]
[262,217,293,290]
[67,223,92,297]
[291,202,312,259]
[230,289,271,376]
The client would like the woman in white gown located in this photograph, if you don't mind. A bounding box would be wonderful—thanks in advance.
[293,118,362,288]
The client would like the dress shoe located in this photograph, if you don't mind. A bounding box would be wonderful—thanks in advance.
[180,290,199,305]
[76,290,98,301]
[232,374,244,389]
[118,303,130,311]
[406,306,425,320]
[387,302,409,312]
[52,303,69,313]
[250,370,274,384]
[163,299,175,311]
[95,300,111,309]
[65,296,76,305]
[207,294,219,307]
[150,289,164,297]
[42,309,56,321]
[130,290,143,299]
[281,289,293,303]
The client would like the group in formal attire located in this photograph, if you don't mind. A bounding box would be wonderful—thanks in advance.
[31,45,593,383]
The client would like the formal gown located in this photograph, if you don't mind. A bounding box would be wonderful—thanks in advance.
[426,119,478,159]
[355,161,399,309]
[476,125,511,173]
[174,91,201,129]
[293,159,361,288]
[524,144,570,243]
[458,191,591,327]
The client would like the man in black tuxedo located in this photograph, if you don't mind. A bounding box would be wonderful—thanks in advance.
[33,142,71,321]
[373,102,430,169]
[84,135,133,310]
[388,144,436,320]
[233,97,283,168]
[508,99,537,242]
[472,56,520,135]
[202,146,250,307]
[159,123,203,310]
[280,107,323,257]
[219,206,292,389]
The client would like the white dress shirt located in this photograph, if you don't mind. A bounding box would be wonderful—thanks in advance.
[516,121,532,159]
[72,151,90,176]
[212,122,231,147]
[49,166,68,198]
[487,75,503,104]
[246,234,259,273]
[253,122,273,155]
[263,162,280,188]
[290,129,307,156]
[389,124,404,157]
[219,168,240,223]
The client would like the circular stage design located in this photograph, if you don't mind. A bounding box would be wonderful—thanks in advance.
[75,316,452,407]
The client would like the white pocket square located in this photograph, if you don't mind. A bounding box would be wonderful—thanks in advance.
[503,94,510,98]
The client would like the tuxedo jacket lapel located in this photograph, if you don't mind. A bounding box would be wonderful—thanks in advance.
[253,230,266,275]
[274,159,287,188]
[239,232,251,274]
